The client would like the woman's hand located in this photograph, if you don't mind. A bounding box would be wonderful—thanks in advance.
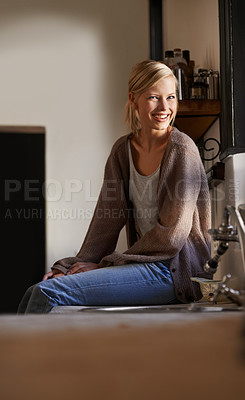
[42,262,99,281]
[42,268,65,281]
[67,262,99,275]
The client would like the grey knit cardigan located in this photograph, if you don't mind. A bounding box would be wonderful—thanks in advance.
[53,128,212,303]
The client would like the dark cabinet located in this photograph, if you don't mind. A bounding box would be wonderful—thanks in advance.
[0,126,46,313]
[219,0,245,158]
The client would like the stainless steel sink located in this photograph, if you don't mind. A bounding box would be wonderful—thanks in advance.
[74,303,243,313]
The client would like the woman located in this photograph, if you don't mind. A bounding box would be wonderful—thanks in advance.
[18,60,212,313]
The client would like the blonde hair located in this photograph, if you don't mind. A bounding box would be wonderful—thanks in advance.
[125,60,178,134]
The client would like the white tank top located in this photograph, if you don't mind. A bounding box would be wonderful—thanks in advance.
[128,139,160,238]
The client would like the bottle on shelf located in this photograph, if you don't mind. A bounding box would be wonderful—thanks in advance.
[208,70,219,99]
[190,69,208,100]
[201,69,219,99]
[173,48,188,100]
[183,50,194,99]
[182,50,190,65]
[164,50,175,69]
[173,48,187,68]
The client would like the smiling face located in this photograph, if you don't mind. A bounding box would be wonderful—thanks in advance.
[132,76,177,134]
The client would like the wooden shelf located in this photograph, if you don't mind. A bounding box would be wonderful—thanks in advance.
[175,100,221,143]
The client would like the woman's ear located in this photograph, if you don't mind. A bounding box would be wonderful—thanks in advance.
[129,92,137,108]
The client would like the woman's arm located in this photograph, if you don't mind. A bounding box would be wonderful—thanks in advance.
[50,140,129,275]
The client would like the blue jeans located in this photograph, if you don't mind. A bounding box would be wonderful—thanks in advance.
[17,262,178,314]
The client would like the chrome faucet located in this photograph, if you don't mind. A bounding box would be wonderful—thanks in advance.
[204,204,245,307]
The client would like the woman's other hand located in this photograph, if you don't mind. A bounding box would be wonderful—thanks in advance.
[67,262,99,275]
[42,268,65,281]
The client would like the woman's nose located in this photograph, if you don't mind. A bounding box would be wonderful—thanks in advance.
[157,98,168,110]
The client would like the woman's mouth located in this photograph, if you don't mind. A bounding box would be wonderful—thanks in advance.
[152,113,170,122]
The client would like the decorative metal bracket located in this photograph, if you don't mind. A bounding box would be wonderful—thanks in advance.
[198,137,221,161]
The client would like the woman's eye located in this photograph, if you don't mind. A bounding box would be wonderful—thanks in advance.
[168,95,176,100]
[149,96,158,100]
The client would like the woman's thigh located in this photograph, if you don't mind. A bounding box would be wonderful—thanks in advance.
[37,262,177,307]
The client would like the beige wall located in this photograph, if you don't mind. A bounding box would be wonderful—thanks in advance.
[163,0,219,71]
[0,0,149,270]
